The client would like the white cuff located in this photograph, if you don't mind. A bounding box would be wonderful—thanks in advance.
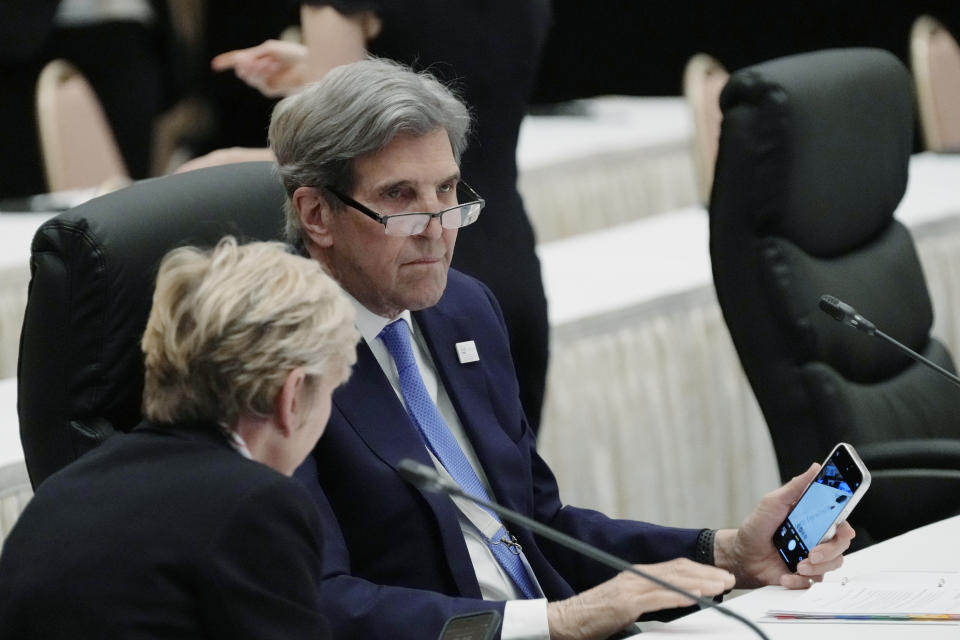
[500,598,550,640]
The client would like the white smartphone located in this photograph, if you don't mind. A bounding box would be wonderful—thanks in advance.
[772,442,871,572]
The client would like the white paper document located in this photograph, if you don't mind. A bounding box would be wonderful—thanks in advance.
[764,572,960,623]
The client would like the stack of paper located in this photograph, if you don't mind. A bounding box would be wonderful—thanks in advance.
[764,572,960,624]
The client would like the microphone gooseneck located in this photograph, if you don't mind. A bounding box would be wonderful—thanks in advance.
[818,294,960,388]
[397,458,771,640]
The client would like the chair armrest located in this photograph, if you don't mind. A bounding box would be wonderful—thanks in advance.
[851,440,960,542]
[857,439,960,471]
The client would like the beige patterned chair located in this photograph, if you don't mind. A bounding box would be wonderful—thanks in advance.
[683,53,729,204]
[911,15,960,152]
[35,59,130,193]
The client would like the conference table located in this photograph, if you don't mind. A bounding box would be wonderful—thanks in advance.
[534,151,960,530]
[0,99,958,545]
[635,514,960,638]
[0,376,28,544]
[518,99,960,529]
[517,96,698,242]
[0,213,56,380]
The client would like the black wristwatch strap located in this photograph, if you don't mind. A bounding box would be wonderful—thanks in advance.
[695,528,717,565]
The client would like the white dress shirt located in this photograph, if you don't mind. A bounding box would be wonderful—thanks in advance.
[346,294,550,640]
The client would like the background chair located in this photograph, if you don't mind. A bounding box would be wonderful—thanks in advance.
[682,53,729,205]
[911,15,960,152]
[35,59,130,193]
[709,48,960,545]
[18,162,285,488]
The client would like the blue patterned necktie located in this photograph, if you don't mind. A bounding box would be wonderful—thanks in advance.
[378,318,539,599]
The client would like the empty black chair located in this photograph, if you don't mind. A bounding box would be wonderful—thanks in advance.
[18,162,285,488]
[710,48,960,545]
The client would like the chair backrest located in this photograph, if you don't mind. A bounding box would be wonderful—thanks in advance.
[910,15,960,152]
[683,53,729,205]
[35,59,130,193]
[709,48,960,542]
[18,162,286,488]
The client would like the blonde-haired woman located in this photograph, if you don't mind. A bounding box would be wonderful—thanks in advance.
[0,237,358,639]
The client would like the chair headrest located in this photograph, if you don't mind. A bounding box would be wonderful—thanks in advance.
[716,48,913,256]
[19,162,286,485]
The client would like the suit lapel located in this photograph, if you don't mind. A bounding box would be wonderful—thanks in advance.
[333,341,430,469]
[414,299,577,598]
[331,340,482,597]
[414,301,533,518]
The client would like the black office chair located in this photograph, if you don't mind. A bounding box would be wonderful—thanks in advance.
[709,48,960,545]
[18,162,286,488]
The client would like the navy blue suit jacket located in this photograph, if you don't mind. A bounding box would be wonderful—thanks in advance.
[0,422,330,639]
[296,270,700,638]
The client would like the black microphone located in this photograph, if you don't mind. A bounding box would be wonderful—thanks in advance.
[819,295,960,388]
[397,458,770,640]
[818,295,877,334]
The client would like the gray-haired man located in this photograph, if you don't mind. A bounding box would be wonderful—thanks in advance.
[272,58,854,639]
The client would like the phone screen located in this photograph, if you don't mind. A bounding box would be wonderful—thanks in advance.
[772,446,864,572]
[438,611,501,640]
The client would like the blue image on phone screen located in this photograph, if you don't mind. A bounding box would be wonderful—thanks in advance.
[772,458,858,571]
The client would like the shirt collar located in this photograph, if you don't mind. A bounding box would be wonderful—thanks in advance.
[344,291,412,344]
[222,428,253,459]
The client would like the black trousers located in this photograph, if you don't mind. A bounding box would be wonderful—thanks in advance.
[0,21,165,197]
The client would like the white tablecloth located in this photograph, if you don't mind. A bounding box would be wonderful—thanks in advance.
[0,213,55,380]
[535,152,960,529]
[517,97,698,242]
[0,378,21,469]
[637,514,960,638]
[0,377,28,548]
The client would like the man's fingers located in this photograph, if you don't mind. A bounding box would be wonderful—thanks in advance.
[796,522,854,577]
[780,463,819,501]
[780,573,824,590]
[213,45,275,73]
[211,49,244,71]
[814,523,855,559]
[805,522,854,561]
[644,588,702,611]
[798,555,844,578]
[626,559,735,598]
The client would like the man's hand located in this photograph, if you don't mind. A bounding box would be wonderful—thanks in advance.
[715,463,855,589]
[174,147,275,174]
[212,40,309,97]
[546,558,735,640]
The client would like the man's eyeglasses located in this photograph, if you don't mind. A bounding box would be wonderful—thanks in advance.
[325,182,485,237]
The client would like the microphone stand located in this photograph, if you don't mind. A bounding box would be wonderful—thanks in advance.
[872,329,960,388]
[819,294,960,388]
[398,459,770,640]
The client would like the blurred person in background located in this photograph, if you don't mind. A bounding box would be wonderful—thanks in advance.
[0,0,185,197]
[183,0,553,434]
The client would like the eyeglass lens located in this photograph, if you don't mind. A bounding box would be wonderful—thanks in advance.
[384,202,482,236]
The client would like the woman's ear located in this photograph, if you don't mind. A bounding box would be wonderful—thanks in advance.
[293,186,334,248]
[274,367,308,437]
